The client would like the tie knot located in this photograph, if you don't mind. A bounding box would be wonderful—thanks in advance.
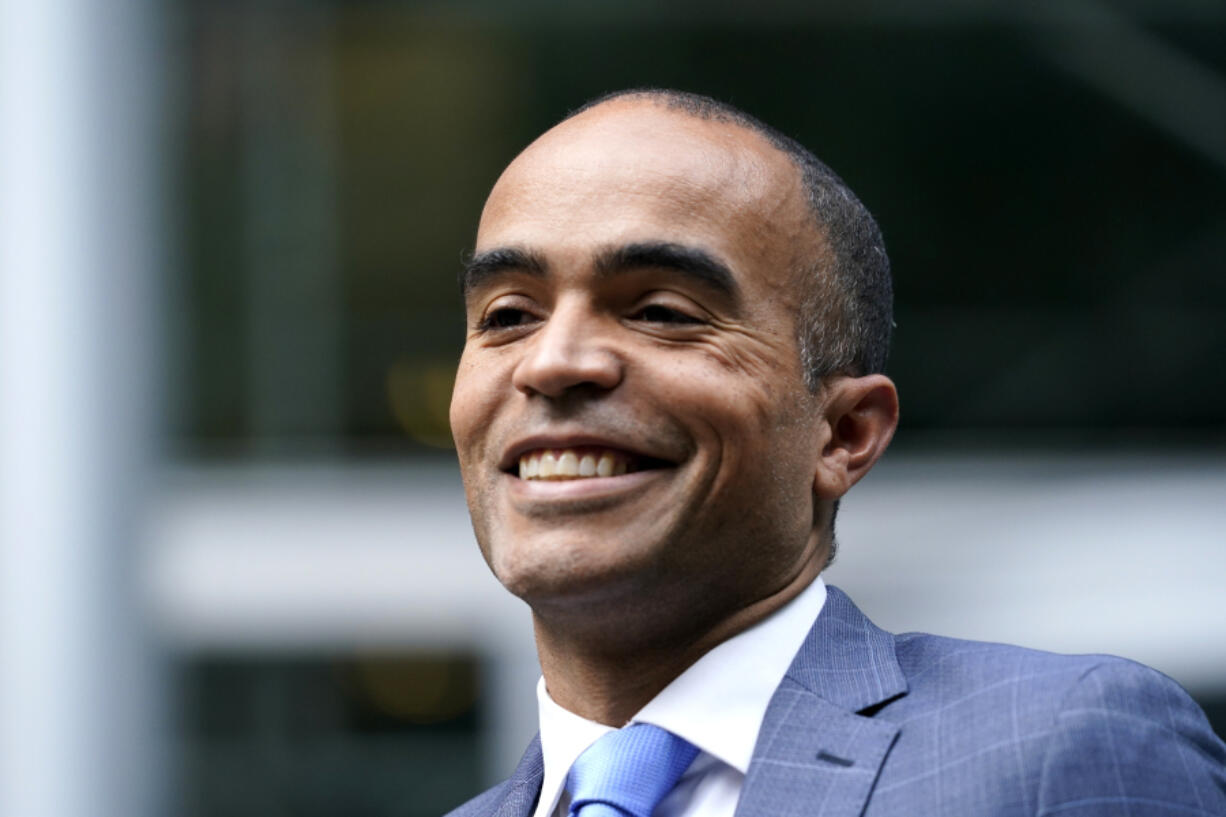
[566,723,699,817]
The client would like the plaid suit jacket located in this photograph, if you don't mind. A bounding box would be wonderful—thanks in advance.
[445,585,1226,816]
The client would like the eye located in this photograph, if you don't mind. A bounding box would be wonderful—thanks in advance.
[631,304,705,325]
[478,306,538,331]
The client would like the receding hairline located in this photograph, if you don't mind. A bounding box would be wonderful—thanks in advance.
[483,92,825,278]
[508,92,807,192]
[553,92,832,270]
[561,92,810,186]
[565,91,811,184]
[568,89,770,135]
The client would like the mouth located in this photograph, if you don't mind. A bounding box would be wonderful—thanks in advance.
[503,445,674,481]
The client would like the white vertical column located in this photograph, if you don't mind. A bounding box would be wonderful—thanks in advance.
[0,0,163,815]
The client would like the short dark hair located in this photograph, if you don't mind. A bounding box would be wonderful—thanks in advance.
[568,89,893,389]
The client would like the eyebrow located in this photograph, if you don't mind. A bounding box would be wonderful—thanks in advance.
[459,240,740,301]
[460,246,547,295]
[594,241,739,300]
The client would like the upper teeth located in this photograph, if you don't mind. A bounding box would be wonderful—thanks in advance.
[519,448,629,480]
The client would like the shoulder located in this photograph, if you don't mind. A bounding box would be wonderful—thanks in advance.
[886,630,1133,723]
[884,633,1226,815]
[890,629,1219,742]
[1036,656,1226,815]
[892,631,1122,697]
[891,630,1213,716]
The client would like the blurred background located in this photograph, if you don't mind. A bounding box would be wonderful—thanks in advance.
[2,0,1224,816]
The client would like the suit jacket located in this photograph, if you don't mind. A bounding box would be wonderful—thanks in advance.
[445,585,1226,816]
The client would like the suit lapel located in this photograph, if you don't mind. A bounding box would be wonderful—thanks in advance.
[490,735,545,817]
[734,586,907,817]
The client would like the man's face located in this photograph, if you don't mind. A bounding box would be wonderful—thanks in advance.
[450,102,828,624]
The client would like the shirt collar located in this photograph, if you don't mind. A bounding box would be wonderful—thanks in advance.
[532,576,826,817]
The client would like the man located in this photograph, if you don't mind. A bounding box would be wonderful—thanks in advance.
[445,89,1226,817]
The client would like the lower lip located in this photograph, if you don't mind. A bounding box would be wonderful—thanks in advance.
[504,468,667,503]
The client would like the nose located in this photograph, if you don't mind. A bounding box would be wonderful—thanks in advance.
[511,300,623,398]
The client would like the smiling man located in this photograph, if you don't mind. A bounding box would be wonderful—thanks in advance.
[445,90,1225,817]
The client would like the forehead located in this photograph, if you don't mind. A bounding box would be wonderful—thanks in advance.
[476,103,815,286]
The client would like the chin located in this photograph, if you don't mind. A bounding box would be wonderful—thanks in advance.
[486,533,658,609]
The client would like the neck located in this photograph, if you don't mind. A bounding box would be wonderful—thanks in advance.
[531,553,822,726]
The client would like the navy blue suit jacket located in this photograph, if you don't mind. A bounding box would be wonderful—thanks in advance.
[446,585,1226,816]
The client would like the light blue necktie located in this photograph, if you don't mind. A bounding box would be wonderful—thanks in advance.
[566,723,699,817]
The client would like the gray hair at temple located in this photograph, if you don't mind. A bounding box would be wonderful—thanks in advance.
[568,89,894,390]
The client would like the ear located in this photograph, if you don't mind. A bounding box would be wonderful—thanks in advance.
[813,374,899,501]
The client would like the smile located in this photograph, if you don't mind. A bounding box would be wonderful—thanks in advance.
[518,447,632,480]
[506,443,673,510]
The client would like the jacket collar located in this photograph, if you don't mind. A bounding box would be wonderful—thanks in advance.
[783,584,908,712]
[733,584,908,817]
[491,734,544,817]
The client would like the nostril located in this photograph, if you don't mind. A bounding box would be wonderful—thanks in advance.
[509,308,623,398]
[512,351,623,398]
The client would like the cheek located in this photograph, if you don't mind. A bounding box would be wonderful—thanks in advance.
[448,382,471,450]
[449,354,497,460]
[690,369,796,446]
[693,326,804,402]
[698,379,820,510]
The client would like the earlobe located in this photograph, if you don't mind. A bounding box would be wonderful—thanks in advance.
[812,374,899,501]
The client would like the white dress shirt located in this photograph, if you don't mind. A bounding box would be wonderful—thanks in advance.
[532,577,827,817]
